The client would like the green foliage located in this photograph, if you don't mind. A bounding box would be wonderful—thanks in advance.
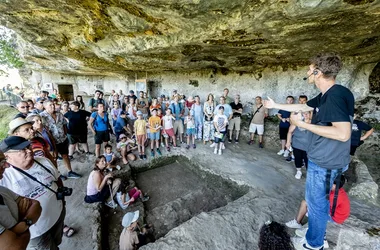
[0,33,23,69]
[0,105,18,140]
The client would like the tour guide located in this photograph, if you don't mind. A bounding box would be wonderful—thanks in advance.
[265,53,354,250]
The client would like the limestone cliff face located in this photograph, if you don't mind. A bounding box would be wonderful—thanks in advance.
[1,0,380,75]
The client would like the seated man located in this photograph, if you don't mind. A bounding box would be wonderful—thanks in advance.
[0,136,68,250]
[0,150,42,250]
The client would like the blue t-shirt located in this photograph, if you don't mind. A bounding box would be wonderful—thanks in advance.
[214,104,233,118]
[169,102,183,120]
[91,112,109,132]
[278,110,291,128]
[114,116,127,133]
[104,152,114,163]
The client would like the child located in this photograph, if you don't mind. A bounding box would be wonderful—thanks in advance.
[116,182,149,209]
[134,110,147,160]
[111,101,123,126]
[213,106,228,155]
[162,108,177,151]
[157,109,165,148]
[258,221,293,250]
[119,211,140,250]
[184,110,196,149]
[104,144,121,171]
[117,134,137,164]
[148,109,162,157]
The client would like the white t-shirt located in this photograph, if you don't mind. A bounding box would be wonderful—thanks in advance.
[0,186,19,230]
[185,116,195,129]
[213,114,228,132]
[0,157,63,239]
[163,115,175,129]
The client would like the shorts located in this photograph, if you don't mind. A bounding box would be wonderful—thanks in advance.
[56,139,69,155]
[137,134,147,145]
[350,145,358,156]
[67,134,87,144]
[214,131,227,143]
[229,117,241,131]
[173,120,184,134]
[95,130,110,145]
[165,128,175,137]
[149,131,160,140]
[279,127,289,140]
[249,123,264,135]
[186,128,195,136]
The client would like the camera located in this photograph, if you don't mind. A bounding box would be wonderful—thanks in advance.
[56,186,73,200]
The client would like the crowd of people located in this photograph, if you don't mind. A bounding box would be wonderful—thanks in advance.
[0,52,376,250]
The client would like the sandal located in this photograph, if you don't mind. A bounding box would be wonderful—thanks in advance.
[63,225,75,237]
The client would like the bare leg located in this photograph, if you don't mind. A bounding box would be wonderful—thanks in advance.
[235,130,240,140]
[281,139,286,150]
[68,144,75,156]
[62,154,73,172]
[259,135,263,143]
[296,200,308,224]
[250,133,255,141]
[187,135,190,145]
[95,144,101,157]
[155,139,159,149]
[127,153,136,161]
[192,135,195,145]
[81,143,90,153]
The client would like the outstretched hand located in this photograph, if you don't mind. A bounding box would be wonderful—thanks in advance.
[264,97,276,109]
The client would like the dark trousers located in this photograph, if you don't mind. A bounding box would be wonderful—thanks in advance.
[293,147,308,169]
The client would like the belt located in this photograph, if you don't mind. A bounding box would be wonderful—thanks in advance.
[232,116,241,119]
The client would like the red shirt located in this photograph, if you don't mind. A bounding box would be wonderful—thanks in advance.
[329,188,350,224]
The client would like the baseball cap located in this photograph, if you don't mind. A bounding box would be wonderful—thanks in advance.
[0,136,31,153]
[36,97,46,102]
[136,111,143,116]
[119,134,127,140]
[8,118,34,135]
[122,210,139,228]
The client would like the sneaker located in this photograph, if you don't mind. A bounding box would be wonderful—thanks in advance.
[235,139,239,144]
[228,138,232,143]
[141,195,150,202]
[295,227,308,237]
[59,174,67,181]
[277,149,285,155]
[218,149,222,155]
[222,144,225,150]
[210,142,216,148]
[283,150,290,158]
[143,155,147,160]
[214,148,218,154]
[285,219,302,229]
[68,155,74,160]
[85,151,94,156]
[291,236,324,250]
[161,142,165,148]
[156,148,162,156]
[116,192,129,209]
[181,141,186,144]
[285,155,293,162]
[116,165,121,170]
[248,140,254,145]
[186,145,190,149]
[259,142,264,148]
[166,146,171,152]
[67,171,82,179]
[150,151,155,157]
[295,170,302,179]
[104,200,118,209]
[139,155,143,160]
[193,144,196,149]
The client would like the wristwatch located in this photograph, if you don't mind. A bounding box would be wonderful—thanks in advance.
[23,218,33,227]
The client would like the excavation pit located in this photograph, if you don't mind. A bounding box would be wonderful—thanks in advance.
[105,156,249,249]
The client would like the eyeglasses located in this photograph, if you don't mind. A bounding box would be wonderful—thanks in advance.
[20,106,30,109]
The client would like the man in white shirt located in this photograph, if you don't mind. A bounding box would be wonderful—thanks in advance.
[0,136,66,250]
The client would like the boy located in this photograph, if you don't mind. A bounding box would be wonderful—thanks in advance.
[134,111,147,160]
[117,134,137,164]
[277,96,294,157]
[162,108,177,151]
[148,109,162,157]
[184,110,196,149]
[285,175,350,248]
[213,106,228,155]
[120,211,140,250]
[104,144,121,171]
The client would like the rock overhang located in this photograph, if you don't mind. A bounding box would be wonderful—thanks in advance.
[1,0,380,76]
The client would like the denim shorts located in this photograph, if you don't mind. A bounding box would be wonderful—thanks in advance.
[186,128,195,136]
[149,131,160,140]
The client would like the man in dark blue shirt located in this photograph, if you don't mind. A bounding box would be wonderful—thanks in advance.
[265,53,354,250]
[350,112,374,155]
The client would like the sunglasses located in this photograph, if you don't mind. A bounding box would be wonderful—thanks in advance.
[20,106,30,109]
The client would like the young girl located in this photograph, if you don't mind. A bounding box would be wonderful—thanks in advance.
[134,111,147,160]
[76,95,85,110]
[116,182,149,209]
[162,108,177,151]
[117,134,137,164]
[184,111,196,149]
[111,102,123,127]
[213,106,228,155]
[104,144,121,171]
